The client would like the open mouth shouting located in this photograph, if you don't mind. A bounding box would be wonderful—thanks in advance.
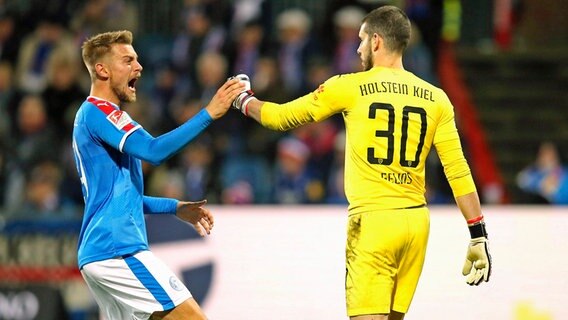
[128,77,139,92]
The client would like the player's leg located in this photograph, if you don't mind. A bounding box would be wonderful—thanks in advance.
[345,211,406,317]
[391,207,430,314]
[349,310,404,319]
[348,310,405,319]
[350,314,388,319]
[81,250,202,319]
[150,297,206,320]
[388,311,405,319]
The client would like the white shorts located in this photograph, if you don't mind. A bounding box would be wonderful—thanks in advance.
[81,250,192,320]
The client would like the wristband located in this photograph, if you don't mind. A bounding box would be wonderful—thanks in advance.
[466,214,484,225]
[468,221,488,239]
[241,95,255,116]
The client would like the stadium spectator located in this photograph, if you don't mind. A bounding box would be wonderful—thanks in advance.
[229,0,272,38]
[0,139,9,208]
[149,63,184,132]
[224,19,266,79]
[219,151,272,204]
[0,10,21,64]
[70,0,139,44]
[0,61,14,136]
[273,8,320,96]
[292,121,339,187]
[2,94,59,213]
[273,136,322,203]
[404,21,437,84]
[171,4,226,88]
[194,52,248,159]
[12,94,59,169]
[147,165,186,200]
[178,135,218,202]
[331,6,367,74]
[326,130,348,204]
[252,56,293,103]
[17,160,67,217]
[15,15,75,93]
[42,46,87,140]
[517,142,568,204]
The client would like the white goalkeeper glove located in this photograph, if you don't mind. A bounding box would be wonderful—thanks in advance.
[229,74,256,116]
[462,216,492,286]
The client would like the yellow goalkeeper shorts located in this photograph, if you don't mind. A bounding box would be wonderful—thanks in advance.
[345,206,430,316]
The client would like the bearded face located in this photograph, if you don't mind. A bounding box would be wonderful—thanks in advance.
[105,44,142,104]
[357,23,373,71]
[361,43,373,71]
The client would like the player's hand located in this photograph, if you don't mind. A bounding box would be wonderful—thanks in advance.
[175,200,214,237]
[228,74,256,115]
[462,220,492,285]
[205,78,246,120]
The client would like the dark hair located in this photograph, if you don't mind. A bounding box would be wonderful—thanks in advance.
[361,6,411,54]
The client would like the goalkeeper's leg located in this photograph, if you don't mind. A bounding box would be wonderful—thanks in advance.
[350,311,405,319]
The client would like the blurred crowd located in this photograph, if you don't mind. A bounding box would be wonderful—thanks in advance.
[0,0,454,219]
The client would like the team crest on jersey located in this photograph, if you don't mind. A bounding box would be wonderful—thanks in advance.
[106,110,132,130]
[313,85,325,100]
[169,275,184,291]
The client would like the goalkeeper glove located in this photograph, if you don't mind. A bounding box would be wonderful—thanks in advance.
[229,74,255,116]
[462,215,492,286]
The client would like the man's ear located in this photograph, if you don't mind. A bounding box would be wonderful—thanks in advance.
[94,62,109,80]
[371,33,382,53]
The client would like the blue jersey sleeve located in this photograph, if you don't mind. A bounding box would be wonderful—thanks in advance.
[122,108,213,165]
[84,97,213,166]
[85,102,141,151]
[143,196,178,214]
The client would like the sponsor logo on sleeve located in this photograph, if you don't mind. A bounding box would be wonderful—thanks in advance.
[107,110,133,130]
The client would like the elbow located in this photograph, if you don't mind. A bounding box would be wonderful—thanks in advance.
[148,159,162,166]
[144,155,167,166]
[264,123,291,132]
[142,140,175,166]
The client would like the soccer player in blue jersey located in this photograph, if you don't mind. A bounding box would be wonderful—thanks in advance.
[72,30,244,320]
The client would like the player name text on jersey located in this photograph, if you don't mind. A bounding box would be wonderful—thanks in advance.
[359,81,436,102]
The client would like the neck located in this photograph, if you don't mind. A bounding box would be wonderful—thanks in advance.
[90,82,120,105]
[374,53,404,70]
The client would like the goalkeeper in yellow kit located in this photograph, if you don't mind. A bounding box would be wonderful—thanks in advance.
[231,5,492,320]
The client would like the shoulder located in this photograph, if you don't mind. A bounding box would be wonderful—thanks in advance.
[317,73,360,94]
[86,97,118,115]
[325,72,358,85]
[81,97,136,131]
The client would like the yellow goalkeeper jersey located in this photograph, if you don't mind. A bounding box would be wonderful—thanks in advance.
[261,67,476,213]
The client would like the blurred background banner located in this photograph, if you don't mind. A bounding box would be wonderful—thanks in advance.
[161,206,568,319]
[0,219,91,319]
[0,285,68,320]
[171,206,567,320]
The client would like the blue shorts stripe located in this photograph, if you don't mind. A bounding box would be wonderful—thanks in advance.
[124,255,173,309]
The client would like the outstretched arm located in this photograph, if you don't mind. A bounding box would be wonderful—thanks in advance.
[143,196,213,236]
[231,74,336,131]
[123,79,244,165]
[124,109,212,165]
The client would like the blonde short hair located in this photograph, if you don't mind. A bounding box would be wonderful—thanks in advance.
[81,30,133,79]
